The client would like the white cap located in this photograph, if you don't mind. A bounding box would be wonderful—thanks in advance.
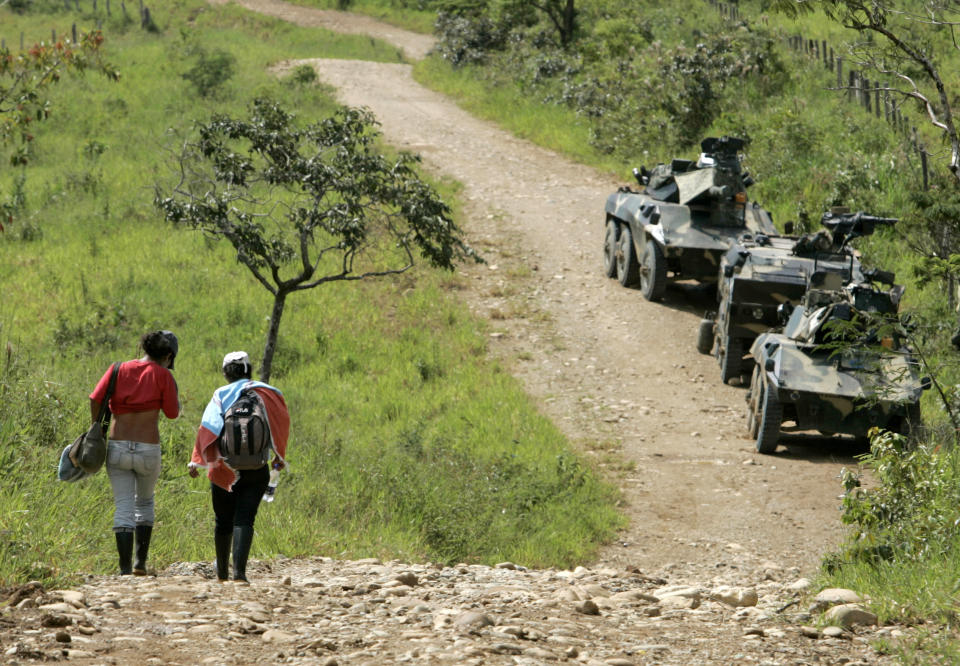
[222,351,250,371]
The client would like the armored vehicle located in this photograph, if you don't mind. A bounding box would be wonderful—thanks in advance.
[746,281,927,454]
[700,210,898,384]
[603,136,776,300]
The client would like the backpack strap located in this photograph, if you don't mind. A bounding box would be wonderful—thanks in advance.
[97,362,121,436]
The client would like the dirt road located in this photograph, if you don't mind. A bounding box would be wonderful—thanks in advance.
[252,2,858,578]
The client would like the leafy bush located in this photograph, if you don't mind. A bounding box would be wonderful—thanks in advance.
[433,11,509,66]
[287,64,318,86]
[181,47,237,98]
[837,429,960,564]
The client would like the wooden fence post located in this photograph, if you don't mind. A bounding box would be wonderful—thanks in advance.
[72,23,77,44]
[920,147,929,190]
[51,28,56,43]
[875,86,881,117]
[836,56,842,89]
[848,70,856,103]
[864,77,872,112]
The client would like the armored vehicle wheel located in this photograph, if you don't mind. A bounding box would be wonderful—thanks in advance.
[639,239,667,301]
[616,226,640,287]
[603,220,619,278]
[746,365,761,439]
[720,336,743,384]
[696,319,714,355]
[755,377,782,454]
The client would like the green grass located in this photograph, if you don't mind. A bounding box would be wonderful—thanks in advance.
[0,0,622,588]
[277,0,437,33]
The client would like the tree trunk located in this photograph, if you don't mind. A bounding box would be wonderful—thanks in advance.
[561,0,575,46]
[260,290,288,384]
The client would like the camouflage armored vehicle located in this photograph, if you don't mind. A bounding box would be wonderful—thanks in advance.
[700,209,898,384]
[603,136,776,300]
[746,280,927,454]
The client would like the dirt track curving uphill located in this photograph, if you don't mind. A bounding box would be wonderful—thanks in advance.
[251,1,857,578]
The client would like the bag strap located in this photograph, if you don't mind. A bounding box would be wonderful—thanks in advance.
[96,362,121,433]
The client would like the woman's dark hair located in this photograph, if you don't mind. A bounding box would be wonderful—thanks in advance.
[223,362,252,383]
[141,330,178,364]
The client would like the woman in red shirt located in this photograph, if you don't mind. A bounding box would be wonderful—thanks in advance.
[90,330,180,575]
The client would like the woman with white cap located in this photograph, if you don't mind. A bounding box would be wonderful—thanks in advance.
[188,351,290,582]
[89,330,180,575]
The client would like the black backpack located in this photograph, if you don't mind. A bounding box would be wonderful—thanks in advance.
[218,389,272,470]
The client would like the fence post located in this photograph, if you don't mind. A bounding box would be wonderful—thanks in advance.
[74,0,79,10]
[883,83,890,122]
[51,28,56,43]
[822,40,828,68]
[848,70,856,103]
[864,77,872,112]
[107,0,111,15]
[875,85,881,118]
[20,32,24,50]
[836,56,843,89]
[920,147,929,190]
[93,0,97,11]
[72,23,77,44]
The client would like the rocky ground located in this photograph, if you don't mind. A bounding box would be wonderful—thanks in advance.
[3,556,900,665]
[1,2,908,664]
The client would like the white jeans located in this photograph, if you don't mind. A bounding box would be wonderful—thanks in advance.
[106,440,161,532]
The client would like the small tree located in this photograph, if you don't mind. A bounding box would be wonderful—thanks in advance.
[0,30,118,230]
[155,98,479,382]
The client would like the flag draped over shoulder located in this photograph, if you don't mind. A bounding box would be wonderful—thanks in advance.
[191,380,290,491]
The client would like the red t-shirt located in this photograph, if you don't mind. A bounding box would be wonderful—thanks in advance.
[89,360,180,418]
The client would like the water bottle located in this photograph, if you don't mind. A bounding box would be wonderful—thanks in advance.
[262,467,280,503]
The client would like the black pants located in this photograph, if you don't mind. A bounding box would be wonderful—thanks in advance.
[211,466,269,535]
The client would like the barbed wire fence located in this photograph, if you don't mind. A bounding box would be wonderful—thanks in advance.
[1,0,156,52]
[707,0,932,190]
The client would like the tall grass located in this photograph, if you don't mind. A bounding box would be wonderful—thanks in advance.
[0,0,621,588]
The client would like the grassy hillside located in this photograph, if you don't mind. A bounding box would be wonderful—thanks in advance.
[0,0,621,588]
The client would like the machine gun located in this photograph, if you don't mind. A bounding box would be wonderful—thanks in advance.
[820,210,897,250]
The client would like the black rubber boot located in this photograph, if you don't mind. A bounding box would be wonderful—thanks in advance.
[133,525,153,576]
[232,526,254,583]
[214,531,232,581]
[115,531,134,575]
